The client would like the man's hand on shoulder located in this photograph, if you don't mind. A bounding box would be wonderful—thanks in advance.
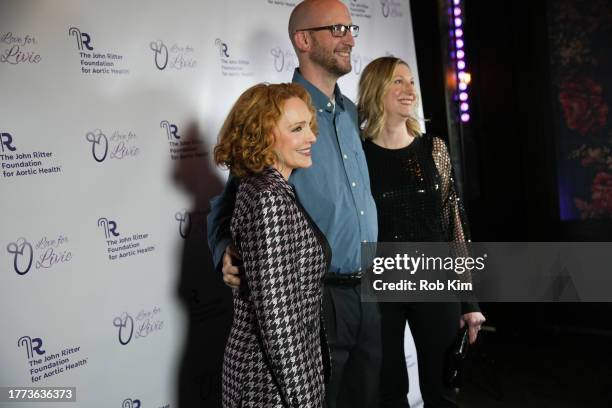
[222,244,242,289]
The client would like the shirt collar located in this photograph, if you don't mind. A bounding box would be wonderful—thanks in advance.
[292,68,345,114]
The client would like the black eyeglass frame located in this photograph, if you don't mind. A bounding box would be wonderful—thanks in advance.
[295,24,360,38]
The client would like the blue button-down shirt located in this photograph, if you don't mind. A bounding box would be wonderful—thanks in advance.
[207,69,378,274]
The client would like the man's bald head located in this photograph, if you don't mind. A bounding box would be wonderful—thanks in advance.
[288,0,348,48]
[288,0,354,92]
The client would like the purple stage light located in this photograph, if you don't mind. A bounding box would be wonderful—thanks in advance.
[450,0,470,123]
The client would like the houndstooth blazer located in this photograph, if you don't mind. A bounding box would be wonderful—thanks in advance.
[222,167,331,408]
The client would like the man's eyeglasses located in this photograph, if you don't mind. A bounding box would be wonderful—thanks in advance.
[295,24,359,38]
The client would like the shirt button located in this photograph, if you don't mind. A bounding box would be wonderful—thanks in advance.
[360,210,364,215]
[358,267,362,271]
[327,102,331,107]
[343,154,348,160]
[351,182,356,187]
[318,109,323,113]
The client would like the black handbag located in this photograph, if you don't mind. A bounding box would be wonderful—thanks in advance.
[444,325,469,388]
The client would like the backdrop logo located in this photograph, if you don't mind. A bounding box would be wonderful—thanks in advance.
[150,40,168,70]
[98,217,120,238]
[86,129,139,162]
[151,40,197,70]
[113,307,164,345]
[162,122,207,161]
[1,131,17,152]
[1,32,42,65]
[381,0,390,17]
[271,47,285,72]
[175,211,192,239]
[7,235,72,275]
[18,336,46,359]
[68,27,94,51]
[99,219,154,261]
[270,47,297,73]
[86,129,108,162]
[352,54,374,75]
[175,210,206,239]
[215,39,252,77]
[215,38,229,58]
[348,0,372,19]
[68,27,128,75]
[380,0,403,18]
[17,336,86,383]
[122,398,141,408]
[266,0,297,6]
[352,54,363,75]
[0,132,61,178]
[160,120,180,140]
[113,313,134,345]
[6,238,33,275]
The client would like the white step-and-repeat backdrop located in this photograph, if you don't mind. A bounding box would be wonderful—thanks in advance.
[0,1,424,406]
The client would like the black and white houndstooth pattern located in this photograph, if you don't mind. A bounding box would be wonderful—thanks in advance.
[223,167,329,408]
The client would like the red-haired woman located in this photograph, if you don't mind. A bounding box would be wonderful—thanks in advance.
[214,83,330,408]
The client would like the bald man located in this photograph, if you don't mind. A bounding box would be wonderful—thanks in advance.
[208,1,381,407]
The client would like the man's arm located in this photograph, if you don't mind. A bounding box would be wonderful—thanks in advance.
[206,175,239,269]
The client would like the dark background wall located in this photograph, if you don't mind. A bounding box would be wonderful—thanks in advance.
[409,0,612,334]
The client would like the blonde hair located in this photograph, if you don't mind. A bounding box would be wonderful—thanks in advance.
[357,56,422,140]
[214,83,317,177]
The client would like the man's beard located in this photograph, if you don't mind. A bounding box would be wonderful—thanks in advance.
[310,37,352,77]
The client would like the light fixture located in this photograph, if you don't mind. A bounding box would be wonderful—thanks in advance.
[449,0,470,123]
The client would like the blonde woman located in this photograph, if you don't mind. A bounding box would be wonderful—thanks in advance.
[214,83,331,407]
[358,57,485,407]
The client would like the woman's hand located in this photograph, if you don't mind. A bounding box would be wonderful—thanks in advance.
[460,312,486,344]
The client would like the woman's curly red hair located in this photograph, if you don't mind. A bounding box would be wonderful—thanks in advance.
[214,83,317,177]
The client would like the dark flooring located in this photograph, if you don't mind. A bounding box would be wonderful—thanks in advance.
[457,328,612,407]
